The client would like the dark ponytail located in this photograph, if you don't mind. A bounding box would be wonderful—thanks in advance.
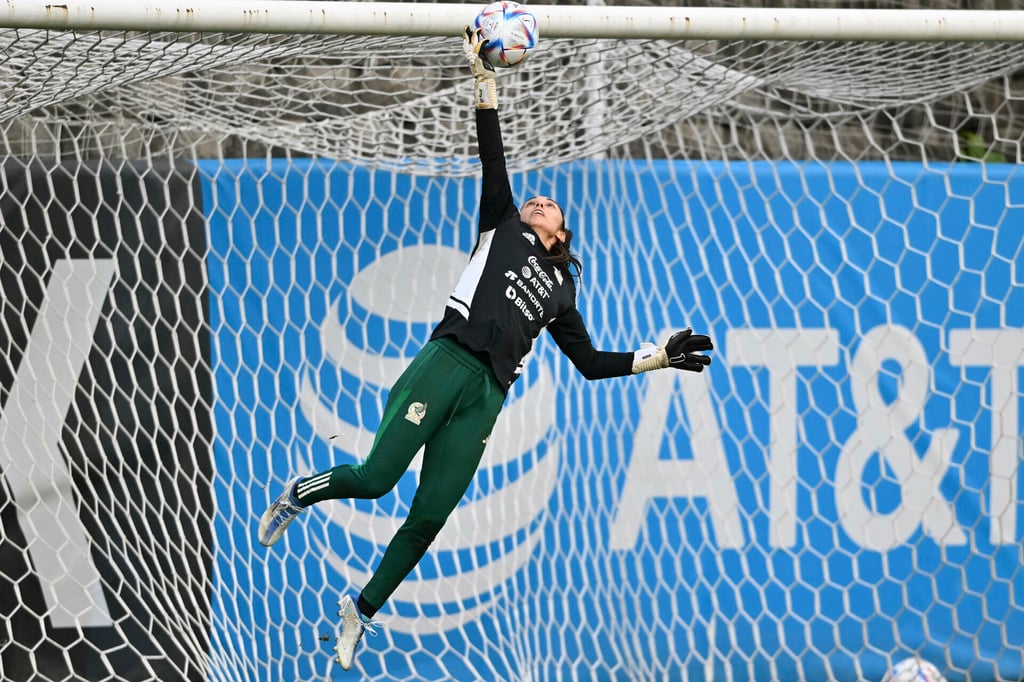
[546,226,583,279]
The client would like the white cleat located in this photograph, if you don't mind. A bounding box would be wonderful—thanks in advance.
[334,594,381,671]
[257,476,305,547]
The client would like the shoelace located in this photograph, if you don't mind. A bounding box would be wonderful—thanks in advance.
[272,503,302,526]
[277,487,305,515]
[359,616,384,637]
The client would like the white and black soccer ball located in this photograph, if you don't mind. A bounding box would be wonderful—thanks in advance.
[472,1,539,68]
[886,657,949,682]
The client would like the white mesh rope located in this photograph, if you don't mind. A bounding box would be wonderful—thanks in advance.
[5,29,1024,171]
[1,5,1024,682]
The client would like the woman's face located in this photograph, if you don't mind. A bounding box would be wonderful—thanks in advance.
[521,196,565,248]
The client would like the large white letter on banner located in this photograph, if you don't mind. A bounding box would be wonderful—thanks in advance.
[0,259,114,628]
[727,328,840,548]
[610,336,741,550]
[949,327,1024,544]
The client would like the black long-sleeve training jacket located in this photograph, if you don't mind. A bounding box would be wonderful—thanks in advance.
[430,108,633,391]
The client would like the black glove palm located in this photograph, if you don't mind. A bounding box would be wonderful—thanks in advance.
[664,328,714,372]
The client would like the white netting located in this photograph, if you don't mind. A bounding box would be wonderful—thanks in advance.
[1,3,1023,682]
[4,26,1024,171]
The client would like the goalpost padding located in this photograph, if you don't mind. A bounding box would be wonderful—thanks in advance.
[0,4,1023,682]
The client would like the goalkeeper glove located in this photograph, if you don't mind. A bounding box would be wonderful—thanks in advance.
[463,26,497,110]
[632,328,714,374]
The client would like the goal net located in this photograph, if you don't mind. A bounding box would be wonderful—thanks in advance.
[1,2,1022,681]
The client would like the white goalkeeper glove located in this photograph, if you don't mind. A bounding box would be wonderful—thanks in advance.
[463,26,497,110]
[632,328,714,374]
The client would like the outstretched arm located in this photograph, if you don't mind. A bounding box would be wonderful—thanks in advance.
[548,308,634,380]
[549,309,715,380]
[465,27,517,233]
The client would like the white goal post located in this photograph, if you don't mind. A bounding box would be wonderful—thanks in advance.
[4,0,1024,41]
[1,2,1023,682]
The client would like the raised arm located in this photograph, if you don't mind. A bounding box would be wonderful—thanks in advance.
[465,28,517,233]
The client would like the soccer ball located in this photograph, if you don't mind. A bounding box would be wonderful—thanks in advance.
[472,1,539,68]
[886,657,948,682]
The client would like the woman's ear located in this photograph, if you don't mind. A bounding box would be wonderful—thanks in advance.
[557,230,567,243]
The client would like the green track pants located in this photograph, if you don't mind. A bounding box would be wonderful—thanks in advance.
[296,337,505,611]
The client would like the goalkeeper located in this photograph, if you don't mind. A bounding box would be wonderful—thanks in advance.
[257,27,714,672]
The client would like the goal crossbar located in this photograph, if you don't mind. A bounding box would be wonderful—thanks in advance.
[3,1,1024,41]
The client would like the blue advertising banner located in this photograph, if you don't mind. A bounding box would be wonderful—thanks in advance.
[199,158,1023,682]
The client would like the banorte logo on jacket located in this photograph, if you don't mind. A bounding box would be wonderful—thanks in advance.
[295,244,560,634]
